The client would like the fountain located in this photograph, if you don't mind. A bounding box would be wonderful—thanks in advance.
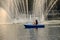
[0,0,26,24]
[0,0,45,24]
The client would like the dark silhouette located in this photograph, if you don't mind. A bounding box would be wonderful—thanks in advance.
[35,19,38,30]
[35,19,38,25]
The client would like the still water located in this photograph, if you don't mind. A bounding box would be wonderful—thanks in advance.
[0,24,60,40]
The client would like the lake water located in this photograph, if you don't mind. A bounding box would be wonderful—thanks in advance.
[0,24,60,40]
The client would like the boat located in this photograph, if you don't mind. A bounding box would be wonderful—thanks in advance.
[24,23,45,29]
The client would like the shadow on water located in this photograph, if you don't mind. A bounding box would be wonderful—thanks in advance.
[29,28,38,40]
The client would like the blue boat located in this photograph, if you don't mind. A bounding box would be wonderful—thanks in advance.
[24,23,45,29]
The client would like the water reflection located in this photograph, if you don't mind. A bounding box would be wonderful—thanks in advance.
[29,29,38,40]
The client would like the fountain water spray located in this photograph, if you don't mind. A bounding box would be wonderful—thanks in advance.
[0,0,45,24]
